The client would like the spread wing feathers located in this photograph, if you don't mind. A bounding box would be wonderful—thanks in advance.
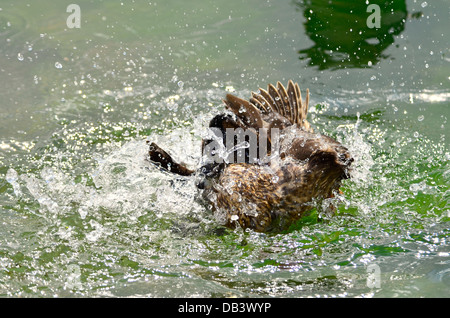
[223,93,264,130]
[223,80,312,132]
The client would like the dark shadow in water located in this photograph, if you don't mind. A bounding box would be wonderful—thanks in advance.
[293,0,415,70]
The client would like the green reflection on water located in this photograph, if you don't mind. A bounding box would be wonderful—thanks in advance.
[295,0,409,70]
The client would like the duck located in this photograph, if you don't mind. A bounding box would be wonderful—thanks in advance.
[148,80,353,232]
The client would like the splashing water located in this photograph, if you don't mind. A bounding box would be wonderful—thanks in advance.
[0,82,448,297]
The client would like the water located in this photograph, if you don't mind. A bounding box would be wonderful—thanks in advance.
[0,0,448,297]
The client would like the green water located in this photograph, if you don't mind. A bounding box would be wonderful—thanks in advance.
[0,0,448,297]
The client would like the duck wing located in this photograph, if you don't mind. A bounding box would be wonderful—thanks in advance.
[223,80,312,132]
[148,141,195,176]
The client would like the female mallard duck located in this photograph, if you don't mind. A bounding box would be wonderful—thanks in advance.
[148,80,353,232]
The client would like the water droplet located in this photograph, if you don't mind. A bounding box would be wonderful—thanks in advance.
[409,181,426,194]
[17,53,24,61]
[55,62,62,69]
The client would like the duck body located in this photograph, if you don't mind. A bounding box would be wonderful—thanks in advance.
[148,80,353,233]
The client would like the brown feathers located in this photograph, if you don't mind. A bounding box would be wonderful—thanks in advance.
[224,80,312,131]
[147,141,195,176]
[223,94,263,130]
[148,80,353,233]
